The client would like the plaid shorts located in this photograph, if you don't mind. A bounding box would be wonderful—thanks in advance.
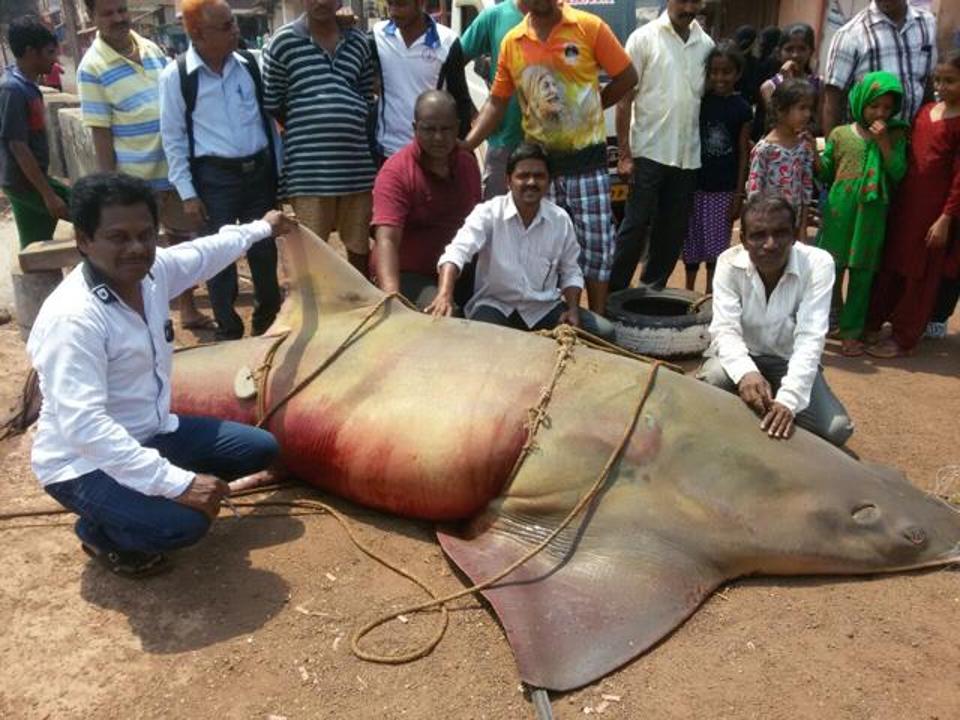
[549,167,615,282]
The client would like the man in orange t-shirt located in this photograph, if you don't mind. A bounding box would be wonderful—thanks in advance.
[464,0,636,314]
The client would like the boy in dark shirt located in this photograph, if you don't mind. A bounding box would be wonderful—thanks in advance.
[0,17,70,249]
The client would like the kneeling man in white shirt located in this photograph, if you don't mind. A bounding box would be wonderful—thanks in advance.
[697,194,854,446]
[427,142,614,340]
[28,172,297,577]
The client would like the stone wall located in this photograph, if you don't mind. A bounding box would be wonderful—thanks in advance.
[41,91,81,181]
[58,108,98,183]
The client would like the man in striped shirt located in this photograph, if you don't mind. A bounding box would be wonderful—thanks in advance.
[263,0,378,275]
[823,0,937,135]
[78,0,212,329]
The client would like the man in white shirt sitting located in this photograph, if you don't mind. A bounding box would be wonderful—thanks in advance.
[28,173,297,577]
[426,143,614,340]
[697,194,854,446]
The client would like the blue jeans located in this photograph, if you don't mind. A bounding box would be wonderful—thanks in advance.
[471,302,616,341]
[45,416,279,554]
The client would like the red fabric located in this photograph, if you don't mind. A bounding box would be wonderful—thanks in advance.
[867,264,944,351]
[371,141,481,277]
[881,104,960,280]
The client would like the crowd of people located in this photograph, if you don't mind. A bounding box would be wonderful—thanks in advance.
[0,0,957,574]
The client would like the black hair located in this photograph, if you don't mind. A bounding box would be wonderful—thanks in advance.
[939,48,960,72]
[741,193,797,234]
[506,142,551,176]
[779,22,816,74]
[758,26,782,59]
[8,16,57,58]
[770,78,816,123]
[733,25,756,53]
[705,41,745,77]
[71,172,158,238]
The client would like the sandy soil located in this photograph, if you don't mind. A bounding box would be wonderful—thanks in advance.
[1,234,959,720]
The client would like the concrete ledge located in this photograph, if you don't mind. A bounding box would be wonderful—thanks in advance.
[19,239,81,273]
[44,92,80,180]
[59,107,97,181]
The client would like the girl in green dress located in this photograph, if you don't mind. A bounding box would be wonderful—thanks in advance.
[817,71,908,357]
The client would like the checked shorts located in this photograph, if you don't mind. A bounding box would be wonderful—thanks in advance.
[549,166,615,283]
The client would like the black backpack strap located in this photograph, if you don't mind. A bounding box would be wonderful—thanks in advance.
[177,52,198,161]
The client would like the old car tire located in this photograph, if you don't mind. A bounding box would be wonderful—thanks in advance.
[606,287,713,359]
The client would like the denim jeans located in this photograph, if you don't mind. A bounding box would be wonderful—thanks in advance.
[471,301,616,341]
[193,153,281,340]
[45,416,279,554]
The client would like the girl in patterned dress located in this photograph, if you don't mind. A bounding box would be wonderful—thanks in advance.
[747,79,817,238]
[683,43,753,293]
[816,71,908,357]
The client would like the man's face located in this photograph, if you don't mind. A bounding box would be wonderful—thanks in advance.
[526,0,558,18]
[26,43,59,75]
[78,203,158,290]
[194,1,239,61]
[413,103,458,162]
[875,0,907,19]
[304,0,340,23]
[508,158,549,207]
[667,0,702,30]
[741,207,795,277]
[92,0,131,46]
[387,0,422,29]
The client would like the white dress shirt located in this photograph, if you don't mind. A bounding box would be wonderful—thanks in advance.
[624,12,714,169]
[158,47,270,201]
[437,194,584,325]
[707,243,835,415]
[27,220,273,498]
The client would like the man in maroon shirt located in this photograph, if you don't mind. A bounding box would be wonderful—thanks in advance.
[372,90,481,308]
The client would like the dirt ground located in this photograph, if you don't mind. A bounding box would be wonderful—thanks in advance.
[1,223,959,719]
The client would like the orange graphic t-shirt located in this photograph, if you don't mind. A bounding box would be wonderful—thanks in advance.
[491,5,630,158]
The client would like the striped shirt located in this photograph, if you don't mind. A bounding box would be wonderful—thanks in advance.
[263,17,377,197]
[825,1,937,122]
[78,32,171,190]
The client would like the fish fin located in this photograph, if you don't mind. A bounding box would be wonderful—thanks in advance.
[438,520,725,692]
[270,224,385,334]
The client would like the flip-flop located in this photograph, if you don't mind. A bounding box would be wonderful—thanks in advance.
[181,316,218,331]
[841,340,865,357]
[865,339,911,359]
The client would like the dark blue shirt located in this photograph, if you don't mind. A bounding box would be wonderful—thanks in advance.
[0,66,49,192]
[698,93,752,193]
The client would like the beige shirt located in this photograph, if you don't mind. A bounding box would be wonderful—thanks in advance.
[625,12,714,169]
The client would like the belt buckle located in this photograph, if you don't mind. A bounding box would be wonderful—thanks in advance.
[241,159,256,174]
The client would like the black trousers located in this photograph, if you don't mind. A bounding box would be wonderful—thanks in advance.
[609,157,698,292]
[932,276,960,324]
[193,152,280,340]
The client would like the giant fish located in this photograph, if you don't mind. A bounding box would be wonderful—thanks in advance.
[171,227,960,692]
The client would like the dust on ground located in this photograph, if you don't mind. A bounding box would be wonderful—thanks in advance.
[0,219,959,720]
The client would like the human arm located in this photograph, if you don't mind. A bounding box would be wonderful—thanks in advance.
[821,29,857,137]
[558,286,582,327]
[175,474,230,519]
[821,85,846,139]
[557,218,585,326]
[708,255,763,396]
[595,20,636,109]
[443,40,477,139]
[775,252,834,415]
[746,142,765,196]
[158,211,296,299]
[158,64,198,203]
[615,88,636,180]
[261,34,287,125]
[928,153,960,249]
[91,127,117,171]
[464,95,509,150]
[818,131,837,185]
[426,202,492,316]
[7,142,69,219]
[730,119,752,224]
[425,263,461,317]
[373,226,403,293]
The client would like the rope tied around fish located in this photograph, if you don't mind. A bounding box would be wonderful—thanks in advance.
[0,291,684,665]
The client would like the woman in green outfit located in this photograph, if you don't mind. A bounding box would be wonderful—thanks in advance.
[817,71,908,357]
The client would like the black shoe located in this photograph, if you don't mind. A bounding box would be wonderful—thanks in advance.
[81,543,171,578]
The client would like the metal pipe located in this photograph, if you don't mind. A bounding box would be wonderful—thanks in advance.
[529,687,554,720]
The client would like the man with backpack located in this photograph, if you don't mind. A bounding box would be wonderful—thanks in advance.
[159,0,281,341]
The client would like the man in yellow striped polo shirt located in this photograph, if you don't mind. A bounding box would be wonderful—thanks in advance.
[78,0,212,329]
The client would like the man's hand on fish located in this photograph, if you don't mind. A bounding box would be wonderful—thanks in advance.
[175,473,230,520]
[738,371,773,417]
[761,401,795,440]
[263,210,299,237]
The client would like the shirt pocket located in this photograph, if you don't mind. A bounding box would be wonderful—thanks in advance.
[531,257,557,292]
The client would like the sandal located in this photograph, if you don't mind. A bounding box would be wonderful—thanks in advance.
[865,338,911,359]
[841,339,865,357]
[181,315,218,331]
[82,543,171,578]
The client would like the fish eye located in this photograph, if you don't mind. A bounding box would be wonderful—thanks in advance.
[852,503,880,524]
[902,526,928,547]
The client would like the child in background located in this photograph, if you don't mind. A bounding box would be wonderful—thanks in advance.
[683,43,752,293]
[866,51,960,358]
[747,79,816,238]
[758,23,822,136]
[817,71,907,357]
